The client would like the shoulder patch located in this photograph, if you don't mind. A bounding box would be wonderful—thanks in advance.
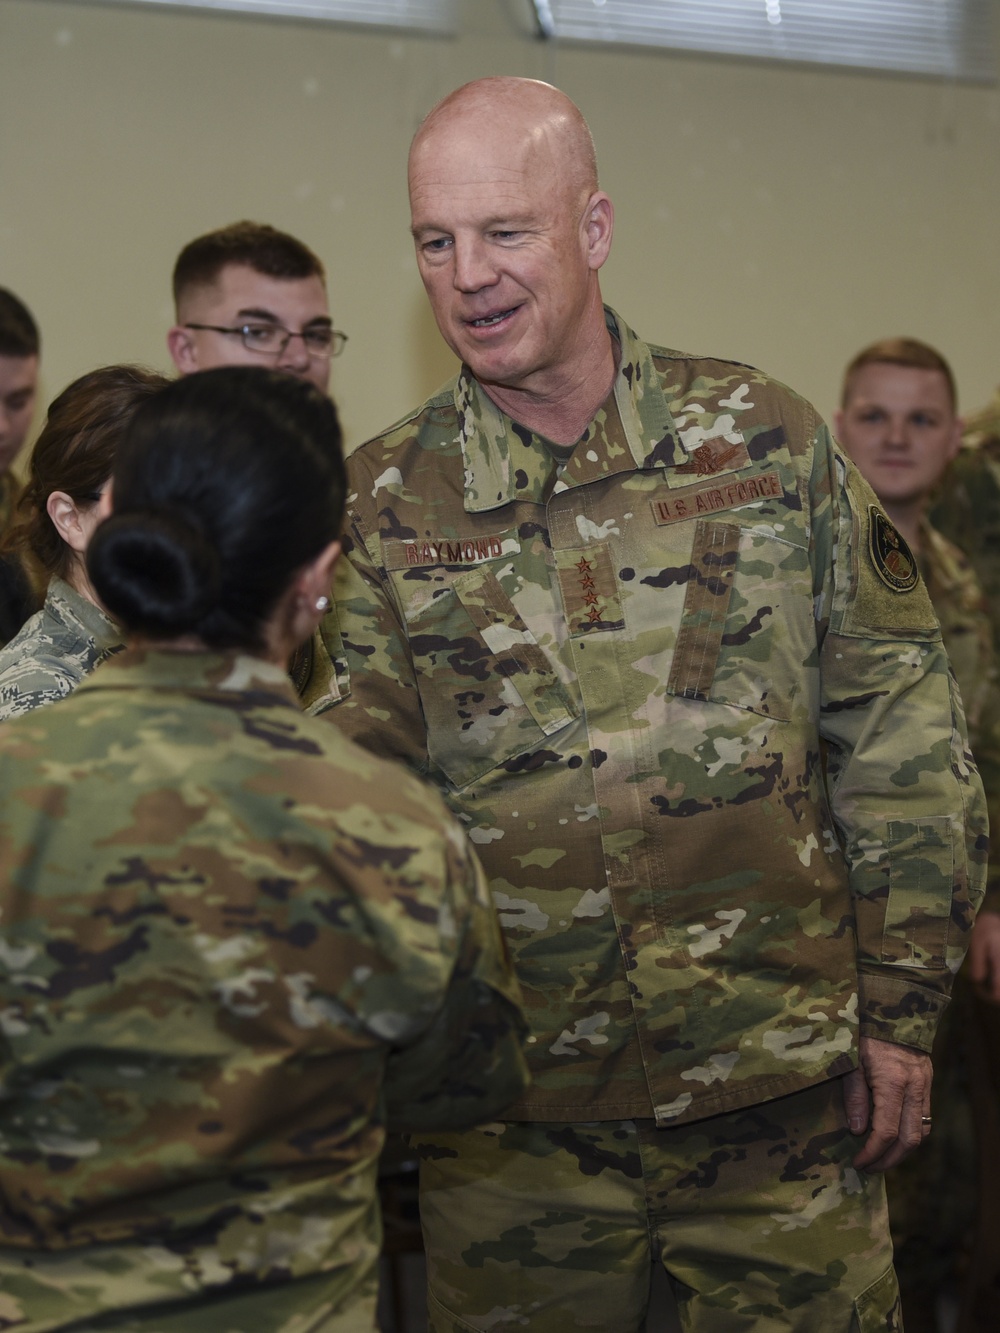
[868,507,919,593]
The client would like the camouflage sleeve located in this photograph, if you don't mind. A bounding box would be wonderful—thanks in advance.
[311,491,430,774]
[815,431,988,1051]
[970,683,1000,912]
[380,830,529,1132]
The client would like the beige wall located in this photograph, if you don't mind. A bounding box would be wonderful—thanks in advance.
[2,0,998,454]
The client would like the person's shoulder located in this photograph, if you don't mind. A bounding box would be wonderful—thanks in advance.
[348,379,460,475]
[648,341,813,409]
[298,712,456,826]
[639,337,824,461]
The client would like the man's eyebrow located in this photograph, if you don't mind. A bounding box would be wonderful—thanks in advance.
[411,214,532,239]
[234,307,332,328]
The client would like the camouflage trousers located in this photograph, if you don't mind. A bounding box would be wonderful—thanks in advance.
[414,1077,901,1332]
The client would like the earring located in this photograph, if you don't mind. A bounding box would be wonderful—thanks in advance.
[315,595,330,613]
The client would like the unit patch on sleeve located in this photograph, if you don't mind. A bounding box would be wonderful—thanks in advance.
[867,507,919,593]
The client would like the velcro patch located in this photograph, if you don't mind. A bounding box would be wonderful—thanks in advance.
[382,532,516,571]
[868,507,918,593]
[651,471,783,526]
[555,545,625,636]
[673,437,751,478]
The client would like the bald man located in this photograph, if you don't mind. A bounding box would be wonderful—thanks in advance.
[316,78,985,1330]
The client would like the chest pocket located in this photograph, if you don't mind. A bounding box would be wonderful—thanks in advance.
[666,518,813,723]
[400,564,578,790]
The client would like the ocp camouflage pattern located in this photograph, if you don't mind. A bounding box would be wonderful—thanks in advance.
[931,387,1000,658]
[0,575,122,721]
[0,648,528,1330]
[315,307,986,1131]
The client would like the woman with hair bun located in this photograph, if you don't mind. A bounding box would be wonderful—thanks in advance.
[0,367,527,1333]
[0,364,169,718]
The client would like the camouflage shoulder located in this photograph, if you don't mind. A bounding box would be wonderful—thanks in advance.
[352,376,460,457]
[830,456,940,640]
[647,343,816,414]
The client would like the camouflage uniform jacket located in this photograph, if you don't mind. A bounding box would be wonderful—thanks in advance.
[0,649,527,1330]
[0,575,122,720]
[919,519,995,735]
[930,391,1000,658]
[318,307,986,1128]
[920,518,1000,912]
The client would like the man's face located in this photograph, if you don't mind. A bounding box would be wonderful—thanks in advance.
[409,120,607,397]
[0,354,39,473]
[835,362,962,509]
[168,264,332,394]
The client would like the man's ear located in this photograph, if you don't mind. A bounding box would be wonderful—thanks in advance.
[166,324,198,375]
[585,192,614,271]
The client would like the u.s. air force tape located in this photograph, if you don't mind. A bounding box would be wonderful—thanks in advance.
[868,505,919,593]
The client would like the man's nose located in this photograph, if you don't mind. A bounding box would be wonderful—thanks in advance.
[452,238,499,293]
[277,333,312,373]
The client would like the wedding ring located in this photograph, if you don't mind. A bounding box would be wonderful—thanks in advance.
[921,1116,933,1125]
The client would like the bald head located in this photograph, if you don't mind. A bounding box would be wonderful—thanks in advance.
[406,78,614,432]
[410,78,598,204]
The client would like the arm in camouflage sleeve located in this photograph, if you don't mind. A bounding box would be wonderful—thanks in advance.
[310,502,429,775]
[814,425,988,1052]
[381,841,529,1133]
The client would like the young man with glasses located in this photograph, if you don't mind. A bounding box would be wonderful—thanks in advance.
[167,221,346,396]
[168,223,346,706]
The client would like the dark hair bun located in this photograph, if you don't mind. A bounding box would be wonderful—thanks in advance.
[85,367,345,651]
[88,511,221,638]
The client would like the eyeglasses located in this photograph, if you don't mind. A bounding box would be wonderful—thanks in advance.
[184,322,347,359]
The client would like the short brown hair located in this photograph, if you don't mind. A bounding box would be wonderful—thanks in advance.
[0,288,39,359]
[172,222,325,308]
[841,337,957,413]
[6,365,170,580]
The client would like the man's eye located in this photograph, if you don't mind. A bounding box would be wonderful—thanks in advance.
[303,329,334,352]
[5,393,31,411]
[422,237,452,253]
[243,324,279,348]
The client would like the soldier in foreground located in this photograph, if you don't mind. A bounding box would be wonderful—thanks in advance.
[0,368,527,1332]
[836,338,1000,1331]
[318,77,986,1329]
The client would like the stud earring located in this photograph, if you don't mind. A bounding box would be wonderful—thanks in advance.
[315,595,330,612]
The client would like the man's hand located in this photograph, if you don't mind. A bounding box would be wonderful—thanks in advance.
[967,910,1000,1004]
[843,1034,932,1172]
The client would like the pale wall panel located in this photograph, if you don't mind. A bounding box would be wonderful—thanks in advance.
[1,0,998,452]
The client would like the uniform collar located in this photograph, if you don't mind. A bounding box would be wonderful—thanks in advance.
[456,306,686,514]
[47,576,121,652]
[76,646,300,705]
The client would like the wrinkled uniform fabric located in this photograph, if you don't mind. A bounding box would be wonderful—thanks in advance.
[415,1084,901,1333]
[0,575,122,720]
[316,308,985,1327]
[318,309,985,1123]
[0,649,528,1332]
